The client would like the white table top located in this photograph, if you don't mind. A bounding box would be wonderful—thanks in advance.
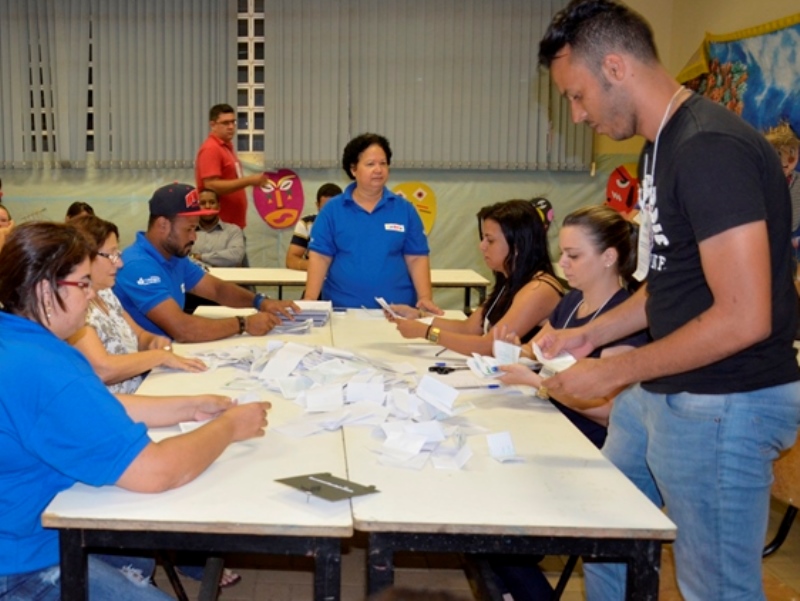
[330,314,676,540]
[43,325,353,538]
[208,267,490,288]
[44,312,674,544]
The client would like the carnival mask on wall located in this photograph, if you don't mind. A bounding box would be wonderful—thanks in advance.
[253,169,304,229]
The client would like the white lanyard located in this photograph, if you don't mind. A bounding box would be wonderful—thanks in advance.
[632,86,686,282]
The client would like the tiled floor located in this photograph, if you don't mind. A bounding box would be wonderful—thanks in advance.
[156,499,800,600]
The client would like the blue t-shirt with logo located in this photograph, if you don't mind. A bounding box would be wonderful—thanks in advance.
[308,183,429,308]
[114,231,205,336]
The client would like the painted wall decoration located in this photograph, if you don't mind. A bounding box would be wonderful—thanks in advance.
[392,181,437,235]
[679,14,800,141]
[253,169,304,229]
[531,197,555,231]
[605,163,640,219]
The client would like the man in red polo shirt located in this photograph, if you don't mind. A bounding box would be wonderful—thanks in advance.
[195,103,266,228]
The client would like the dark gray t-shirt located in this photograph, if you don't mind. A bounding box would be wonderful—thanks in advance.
[641,94,799,394]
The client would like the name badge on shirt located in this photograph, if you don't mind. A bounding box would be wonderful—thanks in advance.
[385,223,405,232]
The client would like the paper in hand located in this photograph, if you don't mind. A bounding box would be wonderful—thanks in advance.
[374,297,400,318]
[532,342,576,373]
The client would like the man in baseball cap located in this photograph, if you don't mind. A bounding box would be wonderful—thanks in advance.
[114,182,299,342]
[148,182,220,218]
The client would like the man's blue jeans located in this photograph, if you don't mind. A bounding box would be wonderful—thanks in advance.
[585,382,800,601]
[0,555,170,601]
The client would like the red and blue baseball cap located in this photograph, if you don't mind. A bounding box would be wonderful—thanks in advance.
[149,183,218,218]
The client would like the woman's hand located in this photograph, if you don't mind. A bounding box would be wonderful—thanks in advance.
[190,394,235,421]
[497,363,541,387]
[388,303,420,319]
[219,402,272,441]
[493,324,521,346]
[394,317,429,340]
[143,334,172,351]
[160,351,208,373]
[416,298,444,315]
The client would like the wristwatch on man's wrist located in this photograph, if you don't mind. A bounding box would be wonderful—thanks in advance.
[253,292,268,310]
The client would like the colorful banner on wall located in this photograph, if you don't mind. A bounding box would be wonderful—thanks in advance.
[677,13,800,135]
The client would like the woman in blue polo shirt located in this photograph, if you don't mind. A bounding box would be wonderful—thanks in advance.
[304,133,442,313]
[0,222,269,600]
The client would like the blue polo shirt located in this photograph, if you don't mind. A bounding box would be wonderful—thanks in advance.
[308,183,429,308]
[114,231,206,336]
[0,313,149,575]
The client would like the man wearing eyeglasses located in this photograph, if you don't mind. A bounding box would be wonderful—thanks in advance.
[195,103,266,229]
[113,183,299,343]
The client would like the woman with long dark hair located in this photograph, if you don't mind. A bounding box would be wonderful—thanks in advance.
[390,199,563,356]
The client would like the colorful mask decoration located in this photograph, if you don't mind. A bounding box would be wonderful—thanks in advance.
[392,181,437,235]
[605,163,640,217]
[253,169,304,229]
[531,197,554,231]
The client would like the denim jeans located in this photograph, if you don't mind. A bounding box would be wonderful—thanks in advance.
[584,382,800,601]
[0,554,170,601]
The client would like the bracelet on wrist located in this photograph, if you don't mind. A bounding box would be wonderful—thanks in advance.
[237,315,247,335]
[253,292,268,310]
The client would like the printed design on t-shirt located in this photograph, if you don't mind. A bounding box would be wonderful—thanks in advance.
[648,201,670,273]
[136,275,161,286]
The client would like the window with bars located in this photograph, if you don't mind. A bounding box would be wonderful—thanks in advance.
[237,0,267,155]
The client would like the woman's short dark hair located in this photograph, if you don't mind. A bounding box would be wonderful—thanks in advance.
[0,222,93,324]
[342,133,392,180]
[65,201,95,221]
[69,214,120,253]
[562,204,638,283]
[477,199,556,327]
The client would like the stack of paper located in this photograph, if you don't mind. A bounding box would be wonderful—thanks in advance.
[281,300,332,326]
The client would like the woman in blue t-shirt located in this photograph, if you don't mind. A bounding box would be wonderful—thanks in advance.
[0,222,269,600]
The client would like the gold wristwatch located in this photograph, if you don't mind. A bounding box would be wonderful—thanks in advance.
[427,326,441,343]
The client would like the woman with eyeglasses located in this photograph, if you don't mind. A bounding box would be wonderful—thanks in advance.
[0,222,269,600]
[68,214,206,394]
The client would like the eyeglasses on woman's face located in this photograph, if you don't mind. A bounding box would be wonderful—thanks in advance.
[97,251,122,265]
[57,279,93,294]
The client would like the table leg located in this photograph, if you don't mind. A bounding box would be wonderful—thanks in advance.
[59,529,88,601]
[463,287,471,315]
[313,537,341,601]
[278,285,284,300]
[198,556,224,601]
[366,532,395,596]
[624,540,662,601]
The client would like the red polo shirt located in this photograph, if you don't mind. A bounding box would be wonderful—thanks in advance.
[195,134,249,228]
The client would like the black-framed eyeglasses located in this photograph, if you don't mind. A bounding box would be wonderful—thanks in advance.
[57,279,93,293]
[97,251,122,264]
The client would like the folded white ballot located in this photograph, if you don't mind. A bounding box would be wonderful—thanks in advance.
[532,342,577,373]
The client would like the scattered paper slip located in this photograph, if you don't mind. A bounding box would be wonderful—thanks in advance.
[487,431,524,463]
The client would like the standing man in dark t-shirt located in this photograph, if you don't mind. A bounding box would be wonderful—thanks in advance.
[195,103,266,229]
[537,1,800,600]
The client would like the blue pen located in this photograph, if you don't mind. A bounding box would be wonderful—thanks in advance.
[459,384,502,390]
